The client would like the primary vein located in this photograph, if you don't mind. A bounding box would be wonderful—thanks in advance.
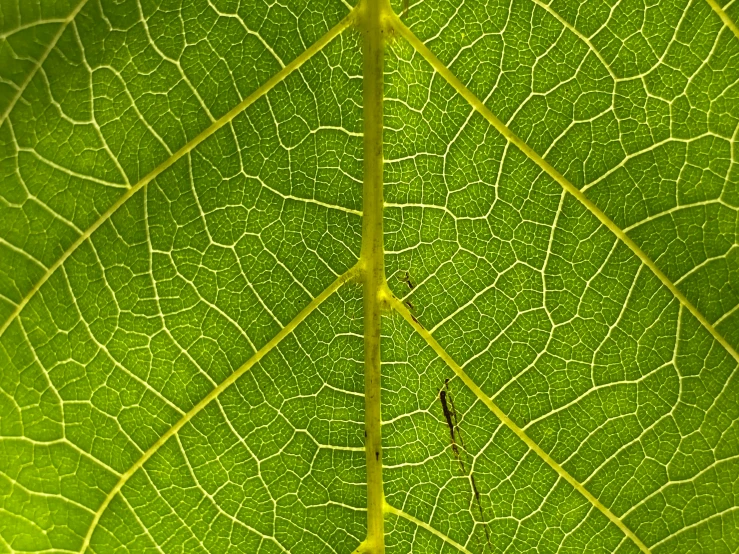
[358,0,391,551]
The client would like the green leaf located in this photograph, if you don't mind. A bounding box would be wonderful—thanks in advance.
[0,0,737,552]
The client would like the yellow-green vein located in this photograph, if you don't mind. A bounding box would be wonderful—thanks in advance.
[384,502,472,554]
[358,0,392,551]
[0,10,356,341]
[393,15,739,367]
[389,296,652,554]
[705,0,739,39]
[80,265,360,551]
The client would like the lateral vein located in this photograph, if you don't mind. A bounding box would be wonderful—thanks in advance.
[705,0,739,40]
[0,10,356,341]
[79,265,359,551]
[390,296,652,554]
[383,502,472,554]
[393,15,739,366]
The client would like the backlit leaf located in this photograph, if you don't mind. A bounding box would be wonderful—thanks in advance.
[1,0,737,552]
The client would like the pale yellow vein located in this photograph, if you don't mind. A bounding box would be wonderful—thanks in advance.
[705,0,739,40]
[0,11,356,341]
[79,265,359,551]
[384,501,472,554]
[394,15,739,367]
[390,295,652,554]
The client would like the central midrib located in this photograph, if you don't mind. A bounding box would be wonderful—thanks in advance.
[359,0,390,552]
[356,2,658,552]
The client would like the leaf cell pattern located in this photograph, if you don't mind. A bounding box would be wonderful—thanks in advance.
[0,0,737,552]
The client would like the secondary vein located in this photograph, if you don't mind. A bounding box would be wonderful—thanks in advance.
[384,501,473,554]
[390,295,652,554]
[79,265,359,551]
[0,11,356,342]
[705,0,739,40]
[393,15,739,367]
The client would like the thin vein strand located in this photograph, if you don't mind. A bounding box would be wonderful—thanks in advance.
[0,0,90,126]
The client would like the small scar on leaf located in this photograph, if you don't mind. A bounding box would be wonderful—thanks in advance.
[375,451,379,461]
[403,300,423,327]
[439,379,492,551]
[399,271,415,290]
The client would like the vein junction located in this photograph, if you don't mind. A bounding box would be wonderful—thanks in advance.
[1,0,737,552]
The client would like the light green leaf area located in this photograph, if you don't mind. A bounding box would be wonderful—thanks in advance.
[392,0,739,348]
[0,0,737,553]
[0,0,79,116]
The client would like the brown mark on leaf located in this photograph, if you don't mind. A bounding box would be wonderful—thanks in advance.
[404,299,424,328]
[399,271,415,290]
[440,379,492,550]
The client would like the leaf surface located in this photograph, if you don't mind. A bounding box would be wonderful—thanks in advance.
[0,0,737,552]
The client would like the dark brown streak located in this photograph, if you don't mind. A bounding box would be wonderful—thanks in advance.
[445,380,463,444]
[470,473,491,545]
[440,379,492,551]
[400,271,415,290]
[439,389,462,464]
